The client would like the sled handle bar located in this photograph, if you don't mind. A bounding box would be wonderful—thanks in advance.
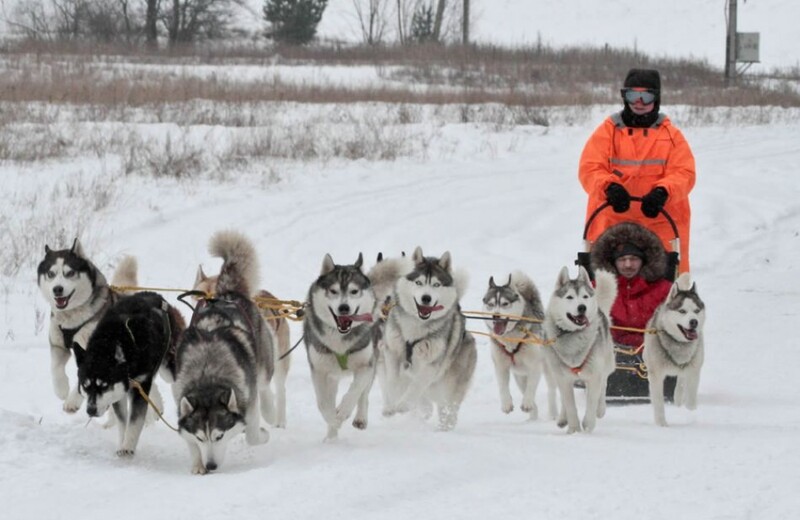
[582,197,680,241]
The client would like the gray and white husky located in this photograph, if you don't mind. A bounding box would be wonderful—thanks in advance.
[643,273,706,426]
[78,290,185,457]
[381,247,476,431]
[543,266,616,433]
[193,267,291,428]
[304,253,378,441]
[482,272,557,420]
[37,240,137,413]
[174,231,276,474]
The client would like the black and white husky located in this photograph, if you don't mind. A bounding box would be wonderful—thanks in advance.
[543,266,617,434]
[643,273,706,426]
[304,253,378,441]
[380,247,477,431]
[37,240,136,412]
[482,272,557,420]
[78,291,185,457]
[174,231,276,474]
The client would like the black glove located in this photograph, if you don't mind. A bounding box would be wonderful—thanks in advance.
[605,183,631,213]
[641,187,668,218]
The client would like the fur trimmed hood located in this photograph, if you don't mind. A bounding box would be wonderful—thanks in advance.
[590,222,667,282]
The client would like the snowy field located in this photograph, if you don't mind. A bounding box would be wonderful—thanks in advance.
[1,102,799,519]
[1,1,800,518]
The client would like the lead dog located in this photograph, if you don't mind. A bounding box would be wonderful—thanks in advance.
[643,273,706,426]
[543,266,616,433]
[37,240,137,413]
[193,267,291,428]
[174,231,276,474]
[381,247,476,431]
[482,272,557,420]
[78,290,185,457]
[304,253,378,441]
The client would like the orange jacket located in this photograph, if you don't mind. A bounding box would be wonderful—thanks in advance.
[579,113,696,272]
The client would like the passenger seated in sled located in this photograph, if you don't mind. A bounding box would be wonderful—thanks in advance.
[589,221,677,401]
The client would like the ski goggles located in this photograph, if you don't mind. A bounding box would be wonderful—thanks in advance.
[621,88,657,105]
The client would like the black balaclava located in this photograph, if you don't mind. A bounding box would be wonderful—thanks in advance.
[621,68,661,128]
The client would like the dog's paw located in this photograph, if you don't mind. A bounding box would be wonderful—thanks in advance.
[323,427,339,443]
[557,418,567,429]
[655,417,669,427]
[191,464,209,475]
[256,427,270,445]
[566,425,581,434]
[382,407,396,417]
[352,418,367,430]
[521,401,538,420]
[501,400,514,414]
[581,418,596,433]
[116,449,135,458]
[62,388,84,414]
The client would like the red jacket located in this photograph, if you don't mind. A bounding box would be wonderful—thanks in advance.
[611,275,672,348]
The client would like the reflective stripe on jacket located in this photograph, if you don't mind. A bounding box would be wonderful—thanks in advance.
[579,112,696,272]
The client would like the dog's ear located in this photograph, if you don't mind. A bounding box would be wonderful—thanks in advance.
[226,389,238,412]
[194,265,207,287]
[489,276,497,289]
[71,238,85,258]
[577,266,591,284]
[354,252,364,270]
[321,254,335,275]
[505,273,512,287]
[45,245,52,254]
[556,266,570,288]
[676,272,693,292]
[438,251,452,271]
[180,397,194,417]
[412,246,424,264]
[376,252,384,263]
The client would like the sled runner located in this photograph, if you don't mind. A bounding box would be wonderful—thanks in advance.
[575,198,678,404]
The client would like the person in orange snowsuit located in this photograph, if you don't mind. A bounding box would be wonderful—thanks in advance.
[579,68,696,273]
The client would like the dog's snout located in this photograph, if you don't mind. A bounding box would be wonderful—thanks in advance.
[337,303,350,315]
[205,461,217,471]
[577,304,586,314]
[86,405,98,417]
[53,285,64,296]
[421,294,432,305]
[689,319,698,329]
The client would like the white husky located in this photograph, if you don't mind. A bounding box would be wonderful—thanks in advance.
[543,266,617,433]
[482,272,557,420]
[643,273,706,426]
[380,247,477,431]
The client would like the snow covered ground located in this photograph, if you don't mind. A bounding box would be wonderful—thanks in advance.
[1,103,799,518]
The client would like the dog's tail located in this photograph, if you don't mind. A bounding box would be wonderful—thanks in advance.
[511,270,544,318]
[110,256,138,288]
[593,269,618,317]
[209,230,260,296]
[367,255,414,304]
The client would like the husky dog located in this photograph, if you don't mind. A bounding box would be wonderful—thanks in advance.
[304,253,378,441]
[482,272,557,420]
[37,240,137,412]
[543,266,617,433]
[194,267,291,428]
[174,231,276,474]
[643,273,706,426]
[78,291,185,456]
[381,247,477,431]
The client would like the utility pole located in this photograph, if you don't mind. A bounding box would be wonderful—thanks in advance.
[725,0,738,86]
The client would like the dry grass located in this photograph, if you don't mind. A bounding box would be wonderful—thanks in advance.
[2,39,798,108]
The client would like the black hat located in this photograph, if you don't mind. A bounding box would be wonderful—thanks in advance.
[624,69,661,91]
[613,242,646,261]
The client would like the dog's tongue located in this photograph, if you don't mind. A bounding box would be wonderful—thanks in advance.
[683,328,698,340]
[55,297,69,308]
[493,320,506,335]
[336,316,353,329]
[571,314,589,326]
[419,304,444,315]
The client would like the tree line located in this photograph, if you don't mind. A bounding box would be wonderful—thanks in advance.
[1,0,472,47]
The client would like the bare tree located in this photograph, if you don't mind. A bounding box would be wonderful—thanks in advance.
[461,0,468,44]
[352,0,390,45]
[4,0,143,42]
[431,0,444,41]
[145,0,158,46]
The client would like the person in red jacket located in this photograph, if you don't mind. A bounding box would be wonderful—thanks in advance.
[579,68,696,273]
[591,221,674,399]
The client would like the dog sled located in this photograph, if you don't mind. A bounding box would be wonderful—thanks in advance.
[575,197,679,405]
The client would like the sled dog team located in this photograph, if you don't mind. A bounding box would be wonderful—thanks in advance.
[37,231,706,474]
